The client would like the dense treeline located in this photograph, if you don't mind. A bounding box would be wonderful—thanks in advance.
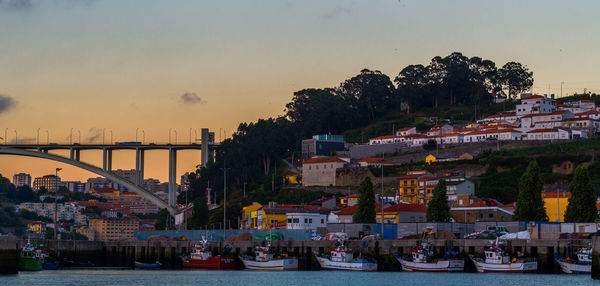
[179,52,534,226]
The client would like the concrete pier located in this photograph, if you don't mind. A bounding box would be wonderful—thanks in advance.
[592,236,600,279]
[0,238,591,273]
[0,239,19,274]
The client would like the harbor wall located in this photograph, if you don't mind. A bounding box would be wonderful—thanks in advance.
[1,238,590,273]
[0,239,19,274]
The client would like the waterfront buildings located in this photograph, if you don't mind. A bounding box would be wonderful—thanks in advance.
[18,202,88,225]
[12,173,31,188]
[88,217,139,241]
[32,175,61,192]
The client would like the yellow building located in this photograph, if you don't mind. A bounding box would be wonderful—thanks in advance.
[27,222,46,234]
[89,217,139,241]
[543,192,570,222]
[425,155,437,165]
[340,194,359,206]
[241,202,263,229]
[258,208,287,229]
[398,171,437,205]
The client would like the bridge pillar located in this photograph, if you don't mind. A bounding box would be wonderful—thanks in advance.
[135,148,145,186]
[102,148,112,171]
[69,148,81,161]
[168,148,177,209]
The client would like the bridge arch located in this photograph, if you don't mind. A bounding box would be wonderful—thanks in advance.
[0,147,177,215]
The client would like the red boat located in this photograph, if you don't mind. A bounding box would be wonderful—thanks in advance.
[182,240,236,270]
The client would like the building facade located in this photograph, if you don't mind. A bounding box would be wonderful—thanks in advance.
[88,217,139,241]
[33,175,61,192]
[13,173,31,188]
[302,156,350,186]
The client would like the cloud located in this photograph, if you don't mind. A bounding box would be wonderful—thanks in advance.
[180,92,207,105]
[320,6,352,20]
[0,0,95,12]
[0,0,32,11]
[86,127,103,143]
[9,136,35,144]
[0,94,16,115]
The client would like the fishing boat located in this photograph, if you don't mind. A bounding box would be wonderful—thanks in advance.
[18,242,42,271]
[134,261,163,269]
[239,241,298,270]
[394,243,464,272]
[315,240,377,271]
[556,248,591,274]
[470,239,537,273]
[182,239,236,270]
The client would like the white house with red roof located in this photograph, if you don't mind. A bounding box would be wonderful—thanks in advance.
[463,128,523,143]
[480,113,519,124]
[357,157,394,167]
[395,127,418,136]
[426,124,453,136]
[430,132,464,144]
[368,135,406,145]
[575,110,600,120]
[525,128,570,140]
[519,110,574,130]
[515,94,556,116]
[302,155,351,186]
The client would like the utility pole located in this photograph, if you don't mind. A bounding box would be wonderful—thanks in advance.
[54,168,62,252]
[243,182,247,198]
[380,154,385,237]
[220,160,230,240]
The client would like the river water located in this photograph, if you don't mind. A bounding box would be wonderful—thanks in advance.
[1,270,597,286]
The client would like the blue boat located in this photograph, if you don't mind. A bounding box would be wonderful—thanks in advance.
[134,261,163,269]
[42,261,60,270]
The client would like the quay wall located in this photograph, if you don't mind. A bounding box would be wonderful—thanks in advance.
[1,238,591,273]
[0,239,18,274]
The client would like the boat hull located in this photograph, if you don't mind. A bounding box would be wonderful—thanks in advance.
[239,256,298,270]
[315,256,378,271]
[395,255,464,272]
[134,261,163,269]
[18,257,42,271]
[471,257,537,273]
[182,255,236,270]
[42,261,60,270]
[556,258,591,274]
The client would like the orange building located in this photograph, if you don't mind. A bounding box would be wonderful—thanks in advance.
[88,217,139,241]
[398,171,438,205]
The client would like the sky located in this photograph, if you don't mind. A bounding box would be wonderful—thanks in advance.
[0,0,599,184]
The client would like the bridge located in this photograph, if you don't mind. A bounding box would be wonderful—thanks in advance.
[0,128,217,215]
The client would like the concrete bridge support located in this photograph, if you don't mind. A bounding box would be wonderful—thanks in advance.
[135,148,145,186]
[168,148,177,209]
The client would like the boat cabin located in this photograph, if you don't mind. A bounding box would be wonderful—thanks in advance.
[255,246,275,262]
[484,247,509,264]
[330,244,354,263]
[576,248,592,263]
[411,245,434,263]
[190,244,213,261]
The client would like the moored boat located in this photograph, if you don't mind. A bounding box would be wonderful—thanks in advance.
[182,240,236,270]
[315,241,377,271]
[18,243,42,271]
[470,240,537,273]
[555,248,591,274]
[239,241,298,270]
[134,261,163,269]
[394,243,464,272]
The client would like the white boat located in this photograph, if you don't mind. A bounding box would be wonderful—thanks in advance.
[556,248,591,274]
[239,242,298,270]
[315,241,377,271]
[470,240,537,273]
[394,243,464,272]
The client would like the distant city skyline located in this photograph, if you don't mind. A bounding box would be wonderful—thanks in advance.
[1,0,599,182]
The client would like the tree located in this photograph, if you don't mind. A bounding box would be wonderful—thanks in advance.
[513,161,548,221]
[353,177,376,223]
[426,179,450,222]
[338,69,396,124]
[564,166,598,222]
[188,196,209,229]
[155,208,172,230]
[498,62,534,100]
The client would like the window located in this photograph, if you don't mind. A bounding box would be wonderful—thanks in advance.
[309,218,313,223]
[304,218,308,223]
[293,218,299,223]
[324,165,326,169]
[287,218,291,223]
[309,166,311,170]
[321,219,324,224]
[316,165,319,170]
[331,164,333,168]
